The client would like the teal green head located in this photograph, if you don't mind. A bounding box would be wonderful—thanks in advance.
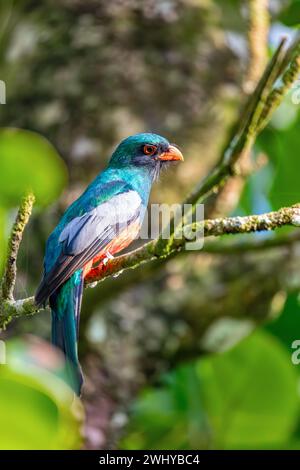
[109,133,184,176]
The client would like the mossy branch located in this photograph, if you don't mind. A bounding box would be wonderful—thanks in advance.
[85,204,300,284]
[1,204,300,328]
[1,192,35,301]
[244,0,269,93]
[203,0,270,219]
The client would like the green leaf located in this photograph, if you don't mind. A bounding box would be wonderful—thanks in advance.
[257,118,300,208]
[0,128,67,207]
[122,331,299,450]
[122,366,210,450]
[198,331,299,449]
[279,0,300,27]
[266,293,300,353]
[0,339,83,450]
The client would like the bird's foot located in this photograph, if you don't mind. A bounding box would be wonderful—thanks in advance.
[102,251,114,266]
[84,252,114,283]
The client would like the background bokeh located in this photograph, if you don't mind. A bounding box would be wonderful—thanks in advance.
[1,0,300,450]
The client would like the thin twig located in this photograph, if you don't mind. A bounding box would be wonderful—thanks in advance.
[244,0,270,93]
[257,52,300,132]
[1,192,35,301]
[204,0,270,218]
[184,38,290,208]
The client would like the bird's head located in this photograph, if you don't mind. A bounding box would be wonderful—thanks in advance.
[109,133,184,178]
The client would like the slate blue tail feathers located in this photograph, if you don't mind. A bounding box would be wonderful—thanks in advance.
[49,271,84,396]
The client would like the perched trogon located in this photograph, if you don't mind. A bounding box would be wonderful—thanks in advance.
[35,133,184,394]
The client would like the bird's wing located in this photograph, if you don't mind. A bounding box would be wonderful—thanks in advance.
[35,188,143,305]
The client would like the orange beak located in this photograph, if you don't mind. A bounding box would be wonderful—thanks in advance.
[159,145,184,162]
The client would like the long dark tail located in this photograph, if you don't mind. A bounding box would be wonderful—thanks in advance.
[49,271,84,395]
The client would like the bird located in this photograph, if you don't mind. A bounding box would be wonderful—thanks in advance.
[35,133,184,395]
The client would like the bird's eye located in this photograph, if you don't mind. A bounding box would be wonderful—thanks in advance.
[143,144,157,156]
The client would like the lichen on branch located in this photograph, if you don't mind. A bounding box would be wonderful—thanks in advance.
[2,203,300,328]
[245,0,269,93]
[1,192,35,302]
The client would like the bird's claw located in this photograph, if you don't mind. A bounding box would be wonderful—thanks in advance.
[103,251,114,265]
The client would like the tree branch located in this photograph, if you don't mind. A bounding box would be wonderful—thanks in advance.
[1,192,35,301]
[257,52,300,132]
[207,0,270,218]
[64,204,300,282]
[184,37,287,207]
[2,204,300,328]
[185,33,300,211]
[244,0,269,93]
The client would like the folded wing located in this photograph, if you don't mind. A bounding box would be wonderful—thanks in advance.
[35,189,142,305]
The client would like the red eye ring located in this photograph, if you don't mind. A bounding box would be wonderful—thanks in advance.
[143,144,157,156]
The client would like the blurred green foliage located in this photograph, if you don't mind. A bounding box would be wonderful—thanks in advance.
[0,338,83,450]
[266,294,300,351]
[0,127,66,271]
[122,331,299,450]
[259,121,300,209]
[0,128,67,208]
[279,0,300,27]
[0,121,71,451]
